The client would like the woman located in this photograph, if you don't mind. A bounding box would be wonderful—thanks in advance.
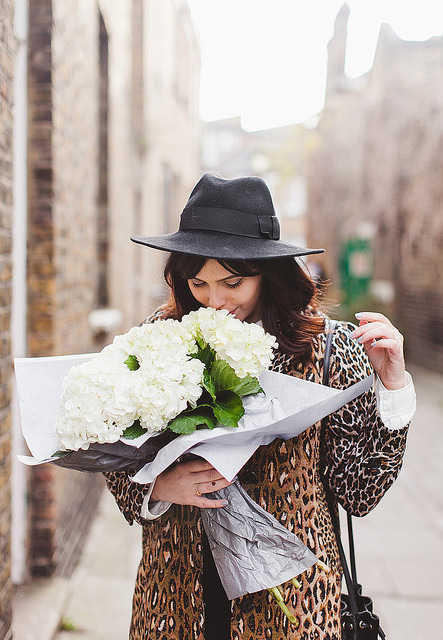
[105,174,415,640]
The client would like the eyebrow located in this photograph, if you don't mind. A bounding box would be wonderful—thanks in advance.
[192,275,243,283]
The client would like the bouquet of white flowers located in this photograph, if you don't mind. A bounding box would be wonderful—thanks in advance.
[55,307,277,454]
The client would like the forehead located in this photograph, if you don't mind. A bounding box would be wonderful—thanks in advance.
[192,259,235,281]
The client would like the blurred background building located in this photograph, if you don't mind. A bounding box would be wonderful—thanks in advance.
[1,1,442,638]
[200,3,443,373]
[308,4,443,373]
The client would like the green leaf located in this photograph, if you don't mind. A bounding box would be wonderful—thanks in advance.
[190,342,215,368]
[231,375,263,397]
[124,354,140,371]
[213,391,244,428]
[211,360,262,397]
[122,420,147,439]
[202,368,217,401]
[211,359,239,392]
[169,409,217,435]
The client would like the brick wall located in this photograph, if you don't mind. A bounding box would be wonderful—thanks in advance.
[27,0,54,358]
[109,0,202,328]
[24,0,202,580]
[0,0,14,635]
[51,0,101,356]
[27,0,104,577]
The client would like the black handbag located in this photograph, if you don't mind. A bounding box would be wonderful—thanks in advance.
[322,321,386,640]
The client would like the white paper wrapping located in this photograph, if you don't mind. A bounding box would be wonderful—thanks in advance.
[14,354,373,480]
[14,353,97,461]
[131,369,373,483]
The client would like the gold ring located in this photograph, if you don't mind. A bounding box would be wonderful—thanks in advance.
[195,486,201,496]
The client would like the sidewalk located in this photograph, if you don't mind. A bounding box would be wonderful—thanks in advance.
[13,488,141,640]
[348,364,443,639]
[13,364,443,639]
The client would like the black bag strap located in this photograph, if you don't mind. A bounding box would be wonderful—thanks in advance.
[321,320,361,634]
[322,319,336,387]
[321,319,386,640]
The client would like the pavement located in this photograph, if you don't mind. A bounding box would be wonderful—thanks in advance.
[12,364,443,640]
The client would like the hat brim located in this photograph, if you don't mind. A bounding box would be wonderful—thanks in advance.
[131,231,324,260]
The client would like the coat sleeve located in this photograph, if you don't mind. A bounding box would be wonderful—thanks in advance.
[322,321,410,517]
[104,470,151,525]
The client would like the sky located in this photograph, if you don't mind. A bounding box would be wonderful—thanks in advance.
[186,0,443,131]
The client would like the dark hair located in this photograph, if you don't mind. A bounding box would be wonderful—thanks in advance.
[162,253,326,365]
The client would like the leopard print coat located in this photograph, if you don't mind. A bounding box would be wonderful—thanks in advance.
[105,319,409,640]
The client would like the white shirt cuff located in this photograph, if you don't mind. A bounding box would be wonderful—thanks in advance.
[374,370,416,430]
[140,479,172,521]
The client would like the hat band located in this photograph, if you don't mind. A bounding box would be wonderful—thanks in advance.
[180,206,280,240]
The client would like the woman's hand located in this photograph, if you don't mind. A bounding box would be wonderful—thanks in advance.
[150,457,232,509]
[351,312,407,390]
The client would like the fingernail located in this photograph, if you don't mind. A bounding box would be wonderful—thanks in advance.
[370,341,377,347]
[355,312,363,318]
[357,336,364,343]
[221,500,228,506]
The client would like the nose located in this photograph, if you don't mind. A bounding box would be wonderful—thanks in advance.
[207,286,227,309]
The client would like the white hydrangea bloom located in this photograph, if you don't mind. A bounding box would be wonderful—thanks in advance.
[132,355,204,431]
[55,319,204,451]
[55,356,137,451]
[183,307,278,378]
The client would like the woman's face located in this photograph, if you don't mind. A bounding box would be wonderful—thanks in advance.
[187,259,263,322]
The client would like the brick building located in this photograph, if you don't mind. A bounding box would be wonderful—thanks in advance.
[308,4,443,371]
[0,1,14,636]
[2,0,201,634]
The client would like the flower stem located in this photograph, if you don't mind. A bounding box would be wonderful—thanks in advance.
[291,577,302,589]
[268,587,298,626]
[316,560,330,573]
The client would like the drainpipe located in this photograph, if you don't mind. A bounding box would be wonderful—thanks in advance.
[11,0,29,585]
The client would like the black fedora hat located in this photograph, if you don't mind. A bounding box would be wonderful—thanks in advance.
[131,173,324,260]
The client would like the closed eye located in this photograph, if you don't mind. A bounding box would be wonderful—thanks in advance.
[225,279,243,289]
[190,278,243,289]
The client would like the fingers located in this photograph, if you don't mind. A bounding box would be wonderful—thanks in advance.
[354,326,403,351]
[194,474,232,498]
[152,458,232,508]
[351,312,403,349]
[183,459,231,493]
[196,497,229,509]
[192,466,228,486]
[193,483,230,509]
[193,464,232,507]
[351,312,407,390]
[355,311,394,325]
[354,311,396,333]
[182,458,216,473]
